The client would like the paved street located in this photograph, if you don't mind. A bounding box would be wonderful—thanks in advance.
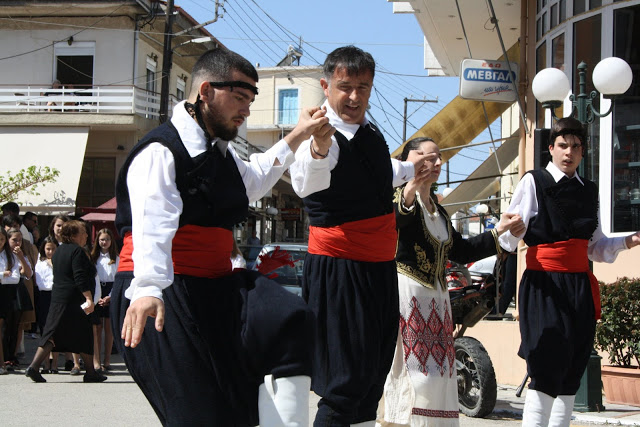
[2,334,639,426]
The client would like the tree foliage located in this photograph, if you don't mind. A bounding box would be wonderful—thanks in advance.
[0,166,60,205]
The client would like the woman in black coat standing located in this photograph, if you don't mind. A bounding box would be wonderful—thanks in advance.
[25,220,106,383]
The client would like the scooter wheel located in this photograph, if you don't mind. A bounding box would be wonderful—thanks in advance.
[455,336,497,418]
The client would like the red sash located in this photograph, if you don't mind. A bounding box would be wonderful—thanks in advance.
[526,238,601,319]
[308,213,397,262]
[118,225,233,278]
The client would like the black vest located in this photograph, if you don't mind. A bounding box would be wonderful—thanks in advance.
[302,124,394,227]
[115,121,248,236]
[523,168,598,247]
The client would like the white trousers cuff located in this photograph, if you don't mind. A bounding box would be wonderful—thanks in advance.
[258,374,310,427]
[548,395,575,427]
[522,389,554,427]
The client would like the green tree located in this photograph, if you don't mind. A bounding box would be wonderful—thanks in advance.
[0,166,60,204]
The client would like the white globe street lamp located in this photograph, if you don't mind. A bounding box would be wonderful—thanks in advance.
[532,57,633,124]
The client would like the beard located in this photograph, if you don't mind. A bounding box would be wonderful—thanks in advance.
[202,102,239,141]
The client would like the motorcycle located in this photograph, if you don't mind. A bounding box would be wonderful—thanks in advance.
[446,260,498,418]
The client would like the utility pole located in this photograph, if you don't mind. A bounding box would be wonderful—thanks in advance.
[159,0,175,124]
[159,1,222,124]
[402,97,438,142]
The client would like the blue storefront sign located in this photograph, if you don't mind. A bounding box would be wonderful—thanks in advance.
[459,59,519,103]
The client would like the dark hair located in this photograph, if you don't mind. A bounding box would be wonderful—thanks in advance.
[39,236,57,261]
[2,213,21,228]
[23,211,37,222]
[0,228,13,271]
[48,214,70,245]
[399,137,439,200]
[323,45,376,81]
[550,117,586,151]
[190,47,258,93]
[59,220,84,244]
[399,137,436,161]
[1,201,19,214]
[6,227,23,249]
[90,228,119,265]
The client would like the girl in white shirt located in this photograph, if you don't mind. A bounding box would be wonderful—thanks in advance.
[34,236,57,373]
[90,229,119,373]
[0,228,21,374]
[6,228,33,370]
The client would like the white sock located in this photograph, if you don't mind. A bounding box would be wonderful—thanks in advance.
[258,374,310,427]
[522,389,554,427]
[548,395,575,427]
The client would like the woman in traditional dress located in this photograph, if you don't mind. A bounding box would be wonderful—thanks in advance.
[377,137,524,426]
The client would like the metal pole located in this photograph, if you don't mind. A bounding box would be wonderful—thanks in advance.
[403,98,408,142]
[159,0,175,124]
[486,0,530,135]
[576,62,589,125]
[402,97,438,143]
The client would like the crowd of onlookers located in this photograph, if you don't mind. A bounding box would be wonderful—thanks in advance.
[0,202,119,383]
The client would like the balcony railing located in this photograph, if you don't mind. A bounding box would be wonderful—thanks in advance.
[0,84,264,161]
[0,85,180,118]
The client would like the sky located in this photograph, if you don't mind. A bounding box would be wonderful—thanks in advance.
[174,0,502,189]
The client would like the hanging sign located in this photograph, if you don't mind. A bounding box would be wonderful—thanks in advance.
[459,59,519,103]
[279,208,301,221]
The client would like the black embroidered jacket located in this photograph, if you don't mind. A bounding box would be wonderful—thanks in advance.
[393,185,503,290]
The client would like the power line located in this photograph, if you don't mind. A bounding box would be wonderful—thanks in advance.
[373,89,402,143]
[224,1,284,64]
[0,4,126,61]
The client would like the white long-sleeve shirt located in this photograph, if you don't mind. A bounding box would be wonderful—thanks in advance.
[289,101,415,198]
[0,251,21,285]
[499,161,628,263]
[35,258,54,291]
[125,101,296,303]
[96,253,119,283]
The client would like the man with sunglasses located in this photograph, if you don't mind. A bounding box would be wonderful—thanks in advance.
[112,47,329,426]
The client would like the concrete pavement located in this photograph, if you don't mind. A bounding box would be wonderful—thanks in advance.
[3,333,640,426]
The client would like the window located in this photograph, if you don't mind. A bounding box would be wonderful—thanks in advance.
[146,56,157,117]
[551,34,565,118]
[176,77,186,100]
[535,42,547,127]
[573,14,601,182]
[54,42,94,89]
[76,158,116,209]
[146,56,157,94]
[611,5,640,232]
[278,88,298,125]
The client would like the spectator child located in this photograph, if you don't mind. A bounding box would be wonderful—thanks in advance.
[90,229,119,373]
[0,228,20,374]
[34,236,57,372]
[5,228,33,368]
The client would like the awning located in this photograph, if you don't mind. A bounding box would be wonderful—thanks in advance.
[440,132,519,215]
[390,43,519,162]
[80,197,116,222]
[0,127,89,215]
